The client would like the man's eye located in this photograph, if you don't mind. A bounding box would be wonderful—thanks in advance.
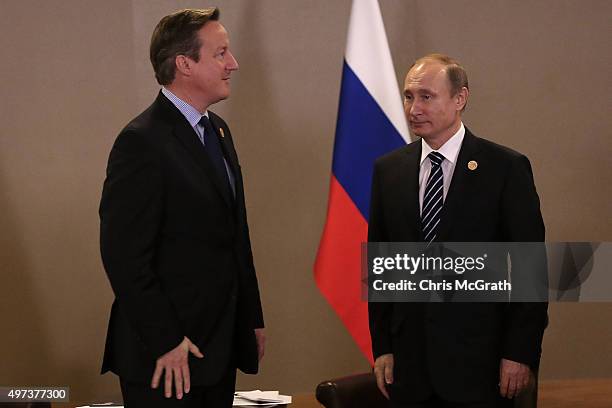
[404,95,413,101]
[422,95,431,100]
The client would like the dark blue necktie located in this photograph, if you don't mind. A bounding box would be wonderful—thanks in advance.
[198,116,231,191]
[421,152,445,242]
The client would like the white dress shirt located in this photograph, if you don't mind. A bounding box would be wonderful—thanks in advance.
[419,123,465,215]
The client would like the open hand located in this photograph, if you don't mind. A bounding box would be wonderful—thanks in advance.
[151,336,204,399]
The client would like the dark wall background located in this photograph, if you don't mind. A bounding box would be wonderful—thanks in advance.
[0,0,610,401]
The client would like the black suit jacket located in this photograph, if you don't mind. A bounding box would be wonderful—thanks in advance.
[368,128,547,402]
[99,92,263,386]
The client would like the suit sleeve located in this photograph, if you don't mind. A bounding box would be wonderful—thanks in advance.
[99,129,184,359]
[219,117,264,329]
[240,196,264,328]
[368,162,393,358]
[500,154,548,369]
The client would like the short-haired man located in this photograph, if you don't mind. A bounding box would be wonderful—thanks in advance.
[100,8,265,407]
[368,54,547,407]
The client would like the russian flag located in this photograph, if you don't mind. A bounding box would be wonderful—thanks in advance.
[314,0,410,363]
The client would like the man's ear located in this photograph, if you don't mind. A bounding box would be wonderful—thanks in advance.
[456,86,469,111]
[175,55,191,77]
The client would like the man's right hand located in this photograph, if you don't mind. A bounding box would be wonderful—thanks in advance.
[151,336,204,399]
[374,353,394,399]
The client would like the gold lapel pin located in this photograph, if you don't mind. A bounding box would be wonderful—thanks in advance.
[467,160,478,171]
[219,128,225,138]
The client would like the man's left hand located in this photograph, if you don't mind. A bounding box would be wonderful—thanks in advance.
[499,358,531,399]
[255,328,265,362]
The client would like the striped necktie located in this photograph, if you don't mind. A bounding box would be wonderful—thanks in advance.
[421,151,445,242]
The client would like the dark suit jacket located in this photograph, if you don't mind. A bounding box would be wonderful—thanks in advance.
[368,128,547,403]
[99,92,264,386]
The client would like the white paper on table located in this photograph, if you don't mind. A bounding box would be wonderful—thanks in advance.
[233,390,292,405]
[75,404,124,408]
[232,396,282,406]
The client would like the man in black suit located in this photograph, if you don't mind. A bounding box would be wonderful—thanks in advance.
[368,54,547,407]
[99,8,264,407]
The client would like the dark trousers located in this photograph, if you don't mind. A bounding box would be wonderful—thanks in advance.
[119,368,236,408]
[391,392,513,408]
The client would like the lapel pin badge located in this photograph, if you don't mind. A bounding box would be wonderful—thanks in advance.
[467,160,478,171]
[219,128,225,138]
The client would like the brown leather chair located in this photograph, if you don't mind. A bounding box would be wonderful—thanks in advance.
[316,373,390,408]
[316,372,537,408]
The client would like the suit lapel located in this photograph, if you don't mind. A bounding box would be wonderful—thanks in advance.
[209,114,240,178]
[208,113,242,209]
[436,129,482,240]
[397,143,423,241]
[155,93,232,207]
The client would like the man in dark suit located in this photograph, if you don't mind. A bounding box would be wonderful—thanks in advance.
[99,8,264,407]
[368,54,547,407]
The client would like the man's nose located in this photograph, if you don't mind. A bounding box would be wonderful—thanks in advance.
[407,100,421,117]
[227,51,239,71]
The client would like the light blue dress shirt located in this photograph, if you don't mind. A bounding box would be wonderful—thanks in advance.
[162,87,236,196]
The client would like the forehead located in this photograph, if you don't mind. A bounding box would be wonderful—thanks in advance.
[197,21,229,47]
[404,62,450,92]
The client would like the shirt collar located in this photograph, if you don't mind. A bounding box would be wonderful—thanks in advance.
[420,122,465,165]
[161,87,208,128]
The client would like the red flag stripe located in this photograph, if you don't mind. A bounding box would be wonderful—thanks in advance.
[315,175,373,363]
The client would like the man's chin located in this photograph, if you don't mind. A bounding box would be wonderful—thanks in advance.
[220,87,231,100]
[409,128,426,138]
[409,123,428,134]
[212,92,231,104]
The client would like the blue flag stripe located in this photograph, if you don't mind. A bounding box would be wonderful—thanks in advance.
[332,61,406,221]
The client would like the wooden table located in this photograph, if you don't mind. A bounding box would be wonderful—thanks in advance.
[290,393,321,407]
[61,379,612,407]
[292,380,612,408]
[61,393,321,408]
[298,379,612,408]
[538,378,612,408]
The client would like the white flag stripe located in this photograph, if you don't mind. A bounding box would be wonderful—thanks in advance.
[345,0,410,143]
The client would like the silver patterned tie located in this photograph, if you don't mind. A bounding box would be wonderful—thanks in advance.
[421,152,445,242]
